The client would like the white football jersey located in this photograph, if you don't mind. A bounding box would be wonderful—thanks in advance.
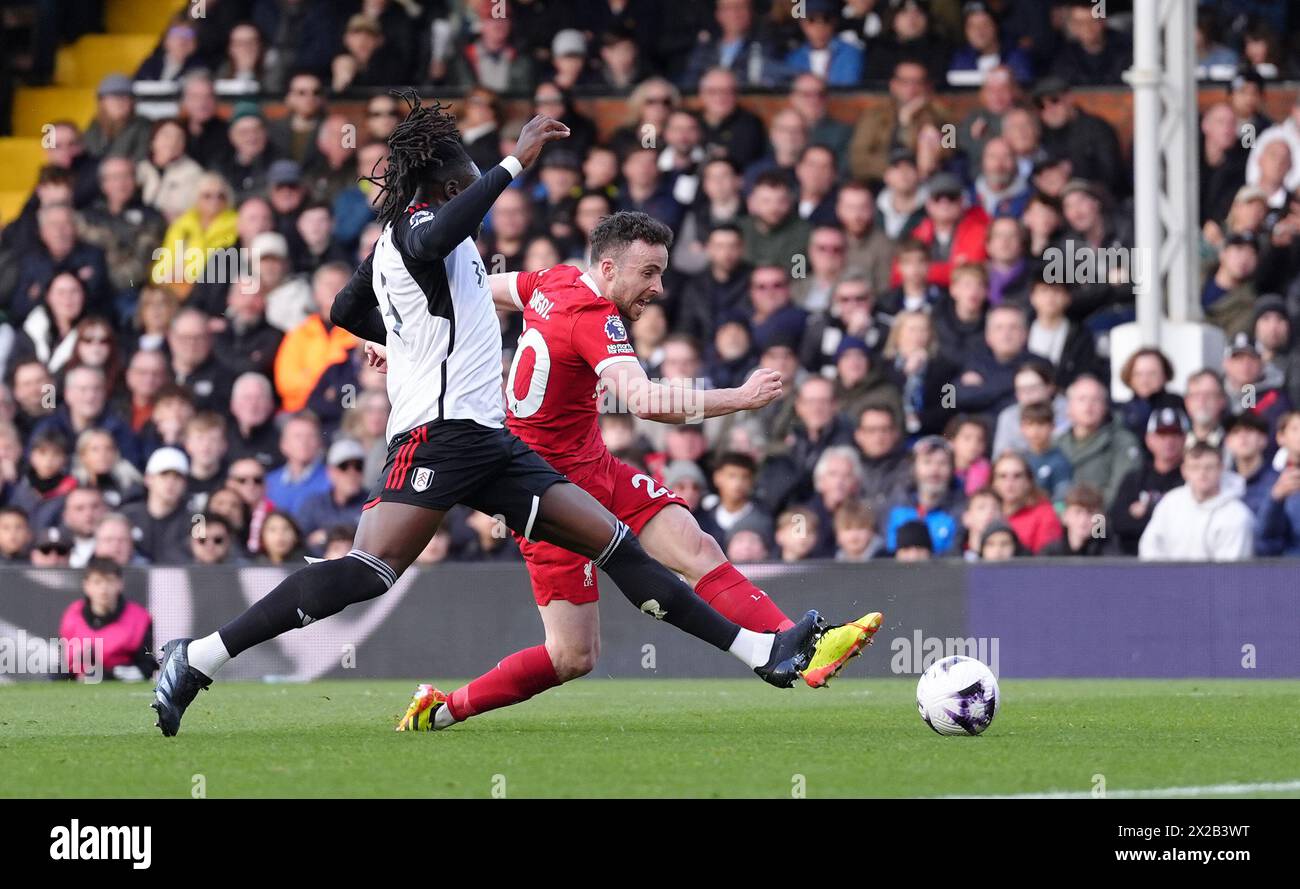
[371,213,505,442]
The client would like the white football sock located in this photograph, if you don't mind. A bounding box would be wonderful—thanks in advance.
[433,703,458,730]
[186,633,231,679]
[729,628,775,669]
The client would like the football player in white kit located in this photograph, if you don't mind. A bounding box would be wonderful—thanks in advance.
[151,91,826,737]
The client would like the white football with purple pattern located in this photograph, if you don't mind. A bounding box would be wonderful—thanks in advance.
[916,655,1000,736]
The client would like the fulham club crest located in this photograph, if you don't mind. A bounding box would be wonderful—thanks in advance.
[411,467,434,492]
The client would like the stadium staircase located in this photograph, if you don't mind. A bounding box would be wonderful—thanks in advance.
[0,0,178,225]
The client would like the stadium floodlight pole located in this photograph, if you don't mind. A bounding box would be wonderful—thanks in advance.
[1128,0,1162,346]
[1127,0,1200,343]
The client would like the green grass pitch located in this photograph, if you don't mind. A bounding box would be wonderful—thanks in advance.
[3,679,1298,798]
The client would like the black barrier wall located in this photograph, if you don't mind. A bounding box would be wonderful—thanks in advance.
[1,561,1297,680]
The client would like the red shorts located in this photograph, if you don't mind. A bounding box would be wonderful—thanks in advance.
[516,450,688,606]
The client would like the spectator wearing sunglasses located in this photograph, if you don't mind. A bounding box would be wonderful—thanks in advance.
[189,512,240,565]
[267,72,326,168]
[224,457,274,555]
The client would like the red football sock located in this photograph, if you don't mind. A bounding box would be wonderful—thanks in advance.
[446,644,561,721]
[694,562,795,633]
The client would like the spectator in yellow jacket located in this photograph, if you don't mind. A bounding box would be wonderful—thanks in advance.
[150,171,238,299]
[273,262,357,412]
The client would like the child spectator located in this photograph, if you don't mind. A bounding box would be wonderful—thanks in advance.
[834,499,883,561]
[1019,400,1073,502]
[958,487,1002,561]
[948,414,992,495]
[978,520,1024,561]
[893,519,933,561]
[775,506,820,563]
[57,557,154,681]
[1043,483,1112,556]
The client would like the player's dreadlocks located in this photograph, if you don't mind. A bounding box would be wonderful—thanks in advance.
[362,88,469,230]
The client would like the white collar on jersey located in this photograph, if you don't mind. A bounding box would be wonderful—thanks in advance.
[578,270,604,299]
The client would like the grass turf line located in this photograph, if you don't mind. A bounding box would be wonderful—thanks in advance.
[2,679,1297,798]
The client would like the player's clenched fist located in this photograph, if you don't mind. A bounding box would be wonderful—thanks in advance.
[365,341,388,374]
[513,115,571,169]
[739,367,783,410]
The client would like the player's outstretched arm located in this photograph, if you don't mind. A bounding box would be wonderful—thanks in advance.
[487,273,525,313]
[330,251,388,342]
[600,362,783,425]
[407,115,569,262]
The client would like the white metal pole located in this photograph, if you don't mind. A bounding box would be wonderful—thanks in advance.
[1128,0,1162,345]
[1163,0,1200,322]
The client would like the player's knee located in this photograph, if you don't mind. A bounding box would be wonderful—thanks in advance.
[686,529,726,578]
[549,639,599,681]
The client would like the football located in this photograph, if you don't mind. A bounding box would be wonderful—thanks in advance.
[916,656,1000,736]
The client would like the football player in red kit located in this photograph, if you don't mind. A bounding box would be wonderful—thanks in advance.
[391,211,881,731]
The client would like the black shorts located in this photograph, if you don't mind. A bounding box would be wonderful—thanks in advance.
[364,420,568,536]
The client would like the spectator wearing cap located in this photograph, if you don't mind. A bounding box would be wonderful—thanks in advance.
[699,67,767,170]
[168,307,236,414]
[893,518,933,561]
[121,447,194,564]
[274,263,357,414]
[897,171,989,289]
[135,16,203,82]
[876,150,927,241]
[30,526,73,567]
[296,439,369,551]
[1200,102,1250,226]
[264,412,330,520]
[548,29,594,90]
[865,0,949,87]
[740,172,810,267]
[883,310,958,437]
[151,171,239,300]
[1042,483,1113,556]
[883,435,964,556]
[1223,412,1277,515]
[0,503,31,561]
[252,231,314,333]
[662,459,708,514]
[443,10,533,94]
[784,0,864,87]
[1201,231,1259,337]
[948,4,1033,86]
[1116,347,1184,446]
[1050,0,1131,86]
[681,0,781,90]
[265,73,325,169]
[266,159,308,240]
[849,60,949,183]
[1245,91,1300,197]
[852,405,912,516]
[1109,407,1190,555]
[217,103,279,202]
[1139,443,1254,561]
[697,451,774,550]
[83,74,151,165]
[1035,76,1125,198]
[58,557,155,681]
[1223,332,1291,434]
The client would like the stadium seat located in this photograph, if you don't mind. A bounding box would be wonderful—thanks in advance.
[0,137,44,220]
[11,87,97,138]
[0,190,28,226]
[105,0,185,37]
[55,34,160,88]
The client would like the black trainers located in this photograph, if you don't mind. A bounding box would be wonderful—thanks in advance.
[754,610,823,688]
[151,639,212,737]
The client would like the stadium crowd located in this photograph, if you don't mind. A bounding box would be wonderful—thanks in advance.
[1,0,1300,570]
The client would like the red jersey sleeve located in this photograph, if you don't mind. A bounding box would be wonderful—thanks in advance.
[507,268,547,310]
[570,305,639,375]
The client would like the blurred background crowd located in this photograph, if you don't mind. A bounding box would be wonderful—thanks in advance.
[1,0,1300,573]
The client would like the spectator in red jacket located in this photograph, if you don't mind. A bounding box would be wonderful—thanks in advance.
[892,171,989,288]
[991,450,1063,553]
[57,557,154,682]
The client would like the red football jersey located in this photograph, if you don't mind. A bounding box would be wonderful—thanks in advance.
[504,265,639,471]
